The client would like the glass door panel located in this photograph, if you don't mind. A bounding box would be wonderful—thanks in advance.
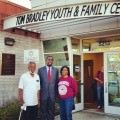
[104,52,120,115]
[73,54,83,111]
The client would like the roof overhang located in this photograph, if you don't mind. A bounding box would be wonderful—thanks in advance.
[3,1,120,33]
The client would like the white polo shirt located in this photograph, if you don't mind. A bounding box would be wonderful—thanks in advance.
[18,72,40,106]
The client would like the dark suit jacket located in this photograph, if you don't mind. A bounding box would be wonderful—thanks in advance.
[38,66,58,101]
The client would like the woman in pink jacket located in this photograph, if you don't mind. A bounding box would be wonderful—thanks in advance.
[58,66,78,120]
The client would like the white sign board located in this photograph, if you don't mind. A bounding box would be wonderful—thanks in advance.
[4,1,120,29]
[24,49,39,64]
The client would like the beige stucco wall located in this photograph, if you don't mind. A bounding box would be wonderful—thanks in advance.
[0,31,43,106]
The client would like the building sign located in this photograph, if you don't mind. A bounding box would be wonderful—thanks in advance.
[4,1,120,29]
[24,49,39,64]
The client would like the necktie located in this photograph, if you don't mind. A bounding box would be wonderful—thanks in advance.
[48,67,51,80]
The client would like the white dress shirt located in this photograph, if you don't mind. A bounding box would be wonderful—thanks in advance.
[18,72,40,106]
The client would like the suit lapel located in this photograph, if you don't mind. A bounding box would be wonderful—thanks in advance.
[51,67,56,81]
[43,66,48,80]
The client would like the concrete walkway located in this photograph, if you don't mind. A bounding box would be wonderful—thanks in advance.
[55,111,119,120]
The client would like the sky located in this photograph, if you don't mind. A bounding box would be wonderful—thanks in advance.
[8,0,31,9]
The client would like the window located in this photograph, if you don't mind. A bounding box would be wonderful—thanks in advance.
[43,38,69,67]
[82,36,120,52]
[1,53,15,75]
[43,38,68,53]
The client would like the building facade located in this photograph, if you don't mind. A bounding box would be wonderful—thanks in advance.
[0,0,43,106]
[1,0,120,115]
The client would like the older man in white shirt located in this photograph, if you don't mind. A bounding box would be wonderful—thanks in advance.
[18,62,40,120]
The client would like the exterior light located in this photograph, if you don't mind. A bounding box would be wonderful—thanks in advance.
[4,37,16,46]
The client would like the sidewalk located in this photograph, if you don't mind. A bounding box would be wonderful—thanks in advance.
[55,111,118,120]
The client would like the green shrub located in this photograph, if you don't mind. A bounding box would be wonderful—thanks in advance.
[0,100,20,120]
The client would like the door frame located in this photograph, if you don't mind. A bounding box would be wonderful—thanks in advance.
[72,54,84,112]
[67,37,84,111]
[104,52,120,115]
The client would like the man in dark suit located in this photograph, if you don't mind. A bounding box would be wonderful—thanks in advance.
[38,56,59,120]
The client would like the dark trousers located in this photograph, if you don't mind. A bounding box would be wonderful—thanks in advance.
[22,105,38,120]
[40,98,55,120]
[59,97,74,120]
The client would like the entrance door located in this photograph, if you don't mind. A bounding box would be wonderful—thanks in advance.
[73,54,83,111]
[84,60,96,108]
[104,52,120,115]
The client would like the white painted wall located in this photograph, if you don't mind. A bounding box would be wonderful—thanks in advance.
[8,0,31,9]
[31,0,114,10]
[0,32,43,106]
[40,16,120,40]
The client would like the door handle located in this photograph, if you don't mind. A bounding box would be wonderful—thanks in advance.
[105,81,108,93]
[80,83,84,85]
